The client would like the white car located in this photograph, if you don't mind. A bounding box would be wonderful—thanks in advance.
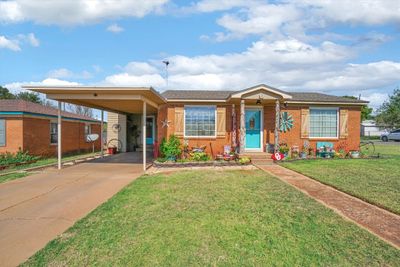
[381,129,400,142]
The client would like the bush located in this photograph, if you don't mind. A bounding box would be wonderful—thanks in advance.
[0,150,40,166]
[160,135,182,160]
[190,152,210,161]
[239,156,251,164]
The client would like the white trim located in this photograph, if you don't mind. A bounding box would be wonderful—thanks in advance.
[286,101,367,106]
[183,105,217,139]
[244,106,264,152]
[167,99,226,103]
[309,107,339,139]
[230,85,292,100]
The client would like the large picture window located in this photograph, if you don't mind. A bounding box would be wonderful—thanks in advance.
[50,122,58,144]
[310,108,338,138]
[184,106,216,137]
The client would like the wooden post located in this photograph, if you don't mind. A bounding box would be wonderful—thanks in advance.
[274,99,280,152]
[57,101,62,170]
[142,101,147,171]
[239,99,245,154]
[100,110,104,157]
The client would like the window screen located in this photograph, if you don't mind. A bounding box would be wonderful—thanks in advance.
[310,109,338,138]
[50,122,58,144]
[184,106,216,137]
[0,119,5,146]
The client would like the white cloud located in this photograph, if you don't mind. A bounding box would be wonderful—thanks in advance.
[0,33,39,51]
[106,23,124,33]
[361,92,389,110]
[0,0,169,25]
[101,38,400,103]
[5,78,80,94]
[47,68,92,79]
[0,35,20,51]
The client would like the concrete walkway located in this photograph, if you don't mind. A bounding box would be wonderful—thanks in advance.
[0,153,144,267]
[257,164,400,249]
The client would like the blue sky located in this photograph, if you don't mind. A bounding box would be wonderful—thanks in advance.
[1,0,400,111]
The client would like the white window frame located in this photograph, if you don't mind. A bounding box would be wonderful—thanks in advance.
[183,105,217,139]
[309,107,339,139]
[50,121,58,145]
[84,123,92,142]
[0,119,6,147]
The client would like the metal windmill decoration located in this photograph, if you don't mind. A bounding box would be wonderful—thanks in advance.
[279,112,294,132]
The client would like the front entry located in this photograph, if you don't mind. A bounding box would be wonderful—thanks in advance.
[146,116,155,145]
[245,108,262,151]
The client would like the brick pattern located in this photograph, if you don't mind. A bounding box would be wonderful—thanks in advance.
[0,116,101,156]
[156,103,362,157]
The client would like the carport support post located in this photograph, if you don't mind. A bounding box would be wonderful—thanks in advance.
[100,110,104,157]
[274,100,280,152]
[142,101,147,171]
[57,101,62,170]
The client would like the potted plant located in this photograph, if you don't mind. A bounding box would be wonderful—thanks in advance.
[350,150,360,158]
[279,143,290,158]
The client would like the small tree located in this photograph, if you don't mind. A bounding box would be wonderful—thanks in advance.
[375,88,400,128]
[16,91,43,104]
[342,95,373,121]
[0,86,16,99]
[160,135,181,160]
[67,104,94,118]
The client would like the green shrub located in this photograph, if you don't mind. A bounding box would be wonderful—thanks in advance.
[190,152,210,161]
[160,135,182,160]
[0,150,40,166]
[239,156,251,164]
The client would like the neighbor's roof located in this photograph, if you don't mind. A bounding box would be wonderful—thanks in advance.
[162,90,368,104]
[0,100,100,122]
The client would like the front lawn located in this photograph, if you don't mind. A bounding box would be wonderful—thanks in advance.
[24,170,399,266]
[281,144,400,214]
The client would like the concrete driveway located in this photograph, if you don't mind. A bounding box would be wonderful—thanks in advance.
[0,153,145,267]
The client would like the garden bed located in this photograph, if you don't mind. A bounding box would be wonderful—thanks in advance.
[153,160,251,168]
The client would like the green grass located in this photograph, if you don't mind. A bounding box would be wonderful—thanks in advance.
[281,144,400,214]
[24,170,399,266]
[0,172,29,184]
[0,152,100,184]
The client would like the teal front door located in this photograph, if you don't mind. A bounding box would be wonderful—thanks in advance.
[245,109,261,150]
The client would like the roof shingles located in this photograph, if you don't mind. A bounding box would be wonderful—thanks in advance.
[0,100,99,122]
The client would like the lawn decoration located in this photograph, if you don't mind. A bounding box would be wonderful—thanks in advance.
[271,152,284,161]
[279,112,293,132]
[161,119,171,128]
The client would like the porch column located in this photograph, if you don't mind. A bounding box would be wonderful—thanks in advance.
[239,99,245,154]
[142,101,147,171]
[57,101,62,170]
[100,110,104,157]
[274,99,280,152]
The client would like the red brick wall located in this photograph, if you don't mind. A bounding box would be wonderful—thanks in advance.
[21,117,101,157]
[266,105,361,151]
[157,103,362,157]
[0,117,23,154]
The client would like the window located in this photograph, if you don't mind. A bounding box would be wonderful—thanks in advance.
[310,108,338,138]
[184,106,216,137]
[50,122,58,144]
[84,124,91,136]
[0,119,5,146]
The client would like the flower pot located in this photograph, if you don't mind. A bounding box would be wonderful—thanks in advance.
[350,151,360,158]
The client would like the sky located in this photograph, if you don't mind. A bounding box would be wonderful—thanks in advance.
[1,0,400,112]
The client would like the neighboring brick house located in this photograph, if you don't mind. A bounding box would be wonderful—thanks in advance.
[0,100,101,156]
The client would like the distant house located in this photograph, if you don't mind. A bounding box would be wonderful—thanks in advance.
[360,120,391,137]
[0,100,101,156]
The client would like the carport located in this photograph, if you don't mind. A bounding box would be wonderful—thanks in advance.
[23,86,166,171]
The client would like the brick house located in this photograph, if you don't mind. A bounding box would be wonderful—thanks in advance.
[26,84,367,170]
[0,100,101,156]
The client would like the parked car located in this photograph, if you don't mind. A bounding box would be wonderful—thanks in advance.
[381,129,400,141]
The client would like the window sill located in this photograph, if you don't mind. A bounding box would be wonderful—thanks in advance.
[184,136,217,139]
[308,137,339,140]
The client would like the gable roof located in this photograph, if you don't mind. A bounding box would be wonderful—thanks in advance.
[162,89,368,104]
[0,100,100,122]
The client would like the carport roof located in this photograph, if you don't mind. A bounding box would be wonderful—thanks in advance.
[23,86,166,114]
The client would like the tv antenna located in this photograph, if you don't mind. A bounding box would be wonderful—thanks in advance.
[162,60,170,87]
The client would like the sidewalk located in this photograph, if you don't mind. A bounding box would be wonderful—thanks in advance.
[256,163,400,249]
